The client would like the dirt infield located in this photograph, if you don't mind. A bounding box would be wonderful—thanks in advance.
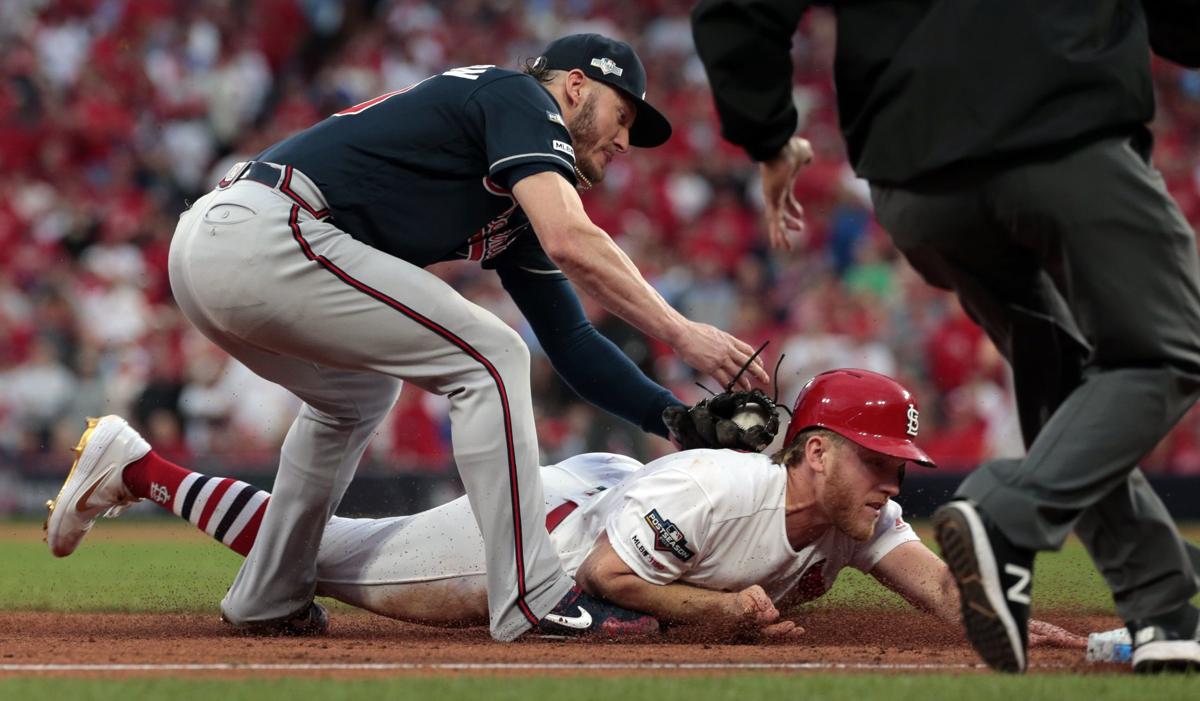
[0,609,1125,676]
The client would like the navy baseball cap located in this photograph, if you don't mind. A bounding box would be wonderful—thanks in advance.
[539,33,672,148]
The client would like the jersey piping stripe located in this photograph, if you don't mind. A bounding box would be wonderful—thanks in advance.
[179,475,214,522]
[516,266,563,275]
[284,205,540,626]
[280,166,330,219]
[488,152,574,172]
[213,484,260,543]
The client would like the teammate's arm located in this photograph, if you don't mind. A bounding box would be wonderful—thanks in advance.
[575,532,799,636]
[512,171,767,389]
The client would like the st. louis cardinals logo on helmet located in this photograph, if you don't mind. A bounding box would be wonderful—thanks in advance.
[785,369,936,468]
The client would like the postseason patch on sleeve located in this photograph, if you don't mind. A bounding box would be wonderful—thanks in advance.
[644,509,694,562]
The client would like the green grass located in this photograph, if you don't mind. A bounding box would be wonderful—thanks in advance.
[5,519,1199,614]
[6,519,1200,697]
[2,519,244,612]
[1,675,1199,701]
[816,523,1200,613]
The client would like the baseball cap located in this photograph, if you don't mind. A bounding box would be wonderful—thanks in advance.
[539,33,672,148]
[785,369,937,468]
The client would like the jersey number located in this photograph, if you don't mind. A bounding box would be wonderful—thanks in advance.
[333,83,422,116]
[442,64,494,80]
[332,65,496,116]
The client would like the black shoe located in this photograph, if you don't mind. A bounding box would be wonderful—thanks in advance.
[537,586,659,637]
[222,601,329,637]
[1129,605,1200,673]
[933,500,1033,673]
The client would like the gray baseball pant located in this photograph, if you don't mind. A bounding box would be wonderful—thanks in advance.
[872,134,1200,622]
[167,163,574,640]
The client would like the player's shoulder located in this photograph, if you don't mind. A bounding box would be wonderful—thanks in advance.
[463,67,558,105]
[647,450,782,513]
[873,499,910,538]
[551,452,644,485]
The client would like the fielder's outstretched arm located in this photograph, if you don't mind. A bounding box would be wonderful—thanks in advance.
[512,170,767,389]
[498,265,683,437]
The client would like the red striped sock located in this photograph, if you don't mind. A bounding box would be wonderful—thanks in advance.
[122,451,270,557]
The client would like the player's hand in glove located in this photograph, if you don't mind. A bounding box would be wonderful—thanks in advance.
[663,388,781,452]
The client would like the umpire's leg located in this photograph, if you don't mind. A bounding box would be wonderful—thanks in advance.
[872,134,1200,620]
[973,134,1200,619]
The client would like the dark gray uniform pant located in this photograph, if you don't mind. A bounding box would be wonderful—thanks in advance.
[872,134,1200,622]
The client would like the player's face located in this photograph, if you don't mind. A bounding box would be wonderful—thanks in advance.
[823,441,904,541]
[568,82,634,183]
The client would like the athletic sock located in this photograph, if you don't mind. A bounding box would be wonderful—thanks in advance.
[123,451,271,556]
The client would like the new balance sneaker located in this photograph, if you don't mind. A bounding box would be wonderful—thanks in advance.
[44,416,150,557]
[222,601,330,637]
[1129,605,1200,673]
[537,586,659,637]
[933,499,1034,673]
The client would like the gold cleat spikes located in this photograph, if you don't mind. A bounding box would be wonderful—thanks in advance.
[44,417,103,538]
[73,417,101,455]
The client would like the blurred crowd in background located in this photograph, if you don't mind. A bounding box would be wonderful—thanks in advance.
[3,0,1200,487]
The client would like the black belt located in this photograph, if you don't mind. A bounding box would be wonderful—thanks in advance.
[233,161,286,188]
[220,161,329,219]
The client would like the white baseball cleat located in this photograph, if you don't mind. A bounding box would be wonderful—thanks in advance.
[44,415,151,557]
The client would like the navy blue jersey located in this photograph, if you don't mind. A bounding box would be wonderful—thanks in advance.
[258,66,577,272]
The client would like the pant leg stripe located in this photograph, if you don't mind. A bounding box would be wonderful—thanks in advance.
[286,206,537,626]
[213,484,260,542]
[179,475,213,523]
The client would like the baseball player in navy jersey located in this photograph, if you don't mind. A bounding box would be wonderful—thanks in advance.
[115,33,768,642]
[46,370,1083,648]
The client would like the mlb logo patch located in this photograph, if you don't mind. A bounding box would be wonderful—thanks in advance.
[552,140,575,159]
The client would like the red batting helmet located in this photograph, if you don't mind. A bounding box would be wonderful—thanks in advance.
[784,369,936,468]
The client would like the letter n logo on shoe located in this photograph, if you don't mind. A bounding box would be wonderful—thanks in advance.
[1004,563,1032,605]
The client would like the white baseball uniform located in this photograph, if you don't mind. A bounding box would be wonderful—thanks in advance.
[310,450,919,616]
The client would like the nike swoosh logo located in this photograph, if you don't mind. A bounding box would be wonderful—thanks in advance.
[543,607,592,630]
[74,474,106,513]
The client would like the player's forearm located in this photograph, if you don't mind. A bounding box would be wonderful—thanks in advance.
[548,224,689,346]
[691,0,809,161]
[872,543,961,625]
[581,569,739,626]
